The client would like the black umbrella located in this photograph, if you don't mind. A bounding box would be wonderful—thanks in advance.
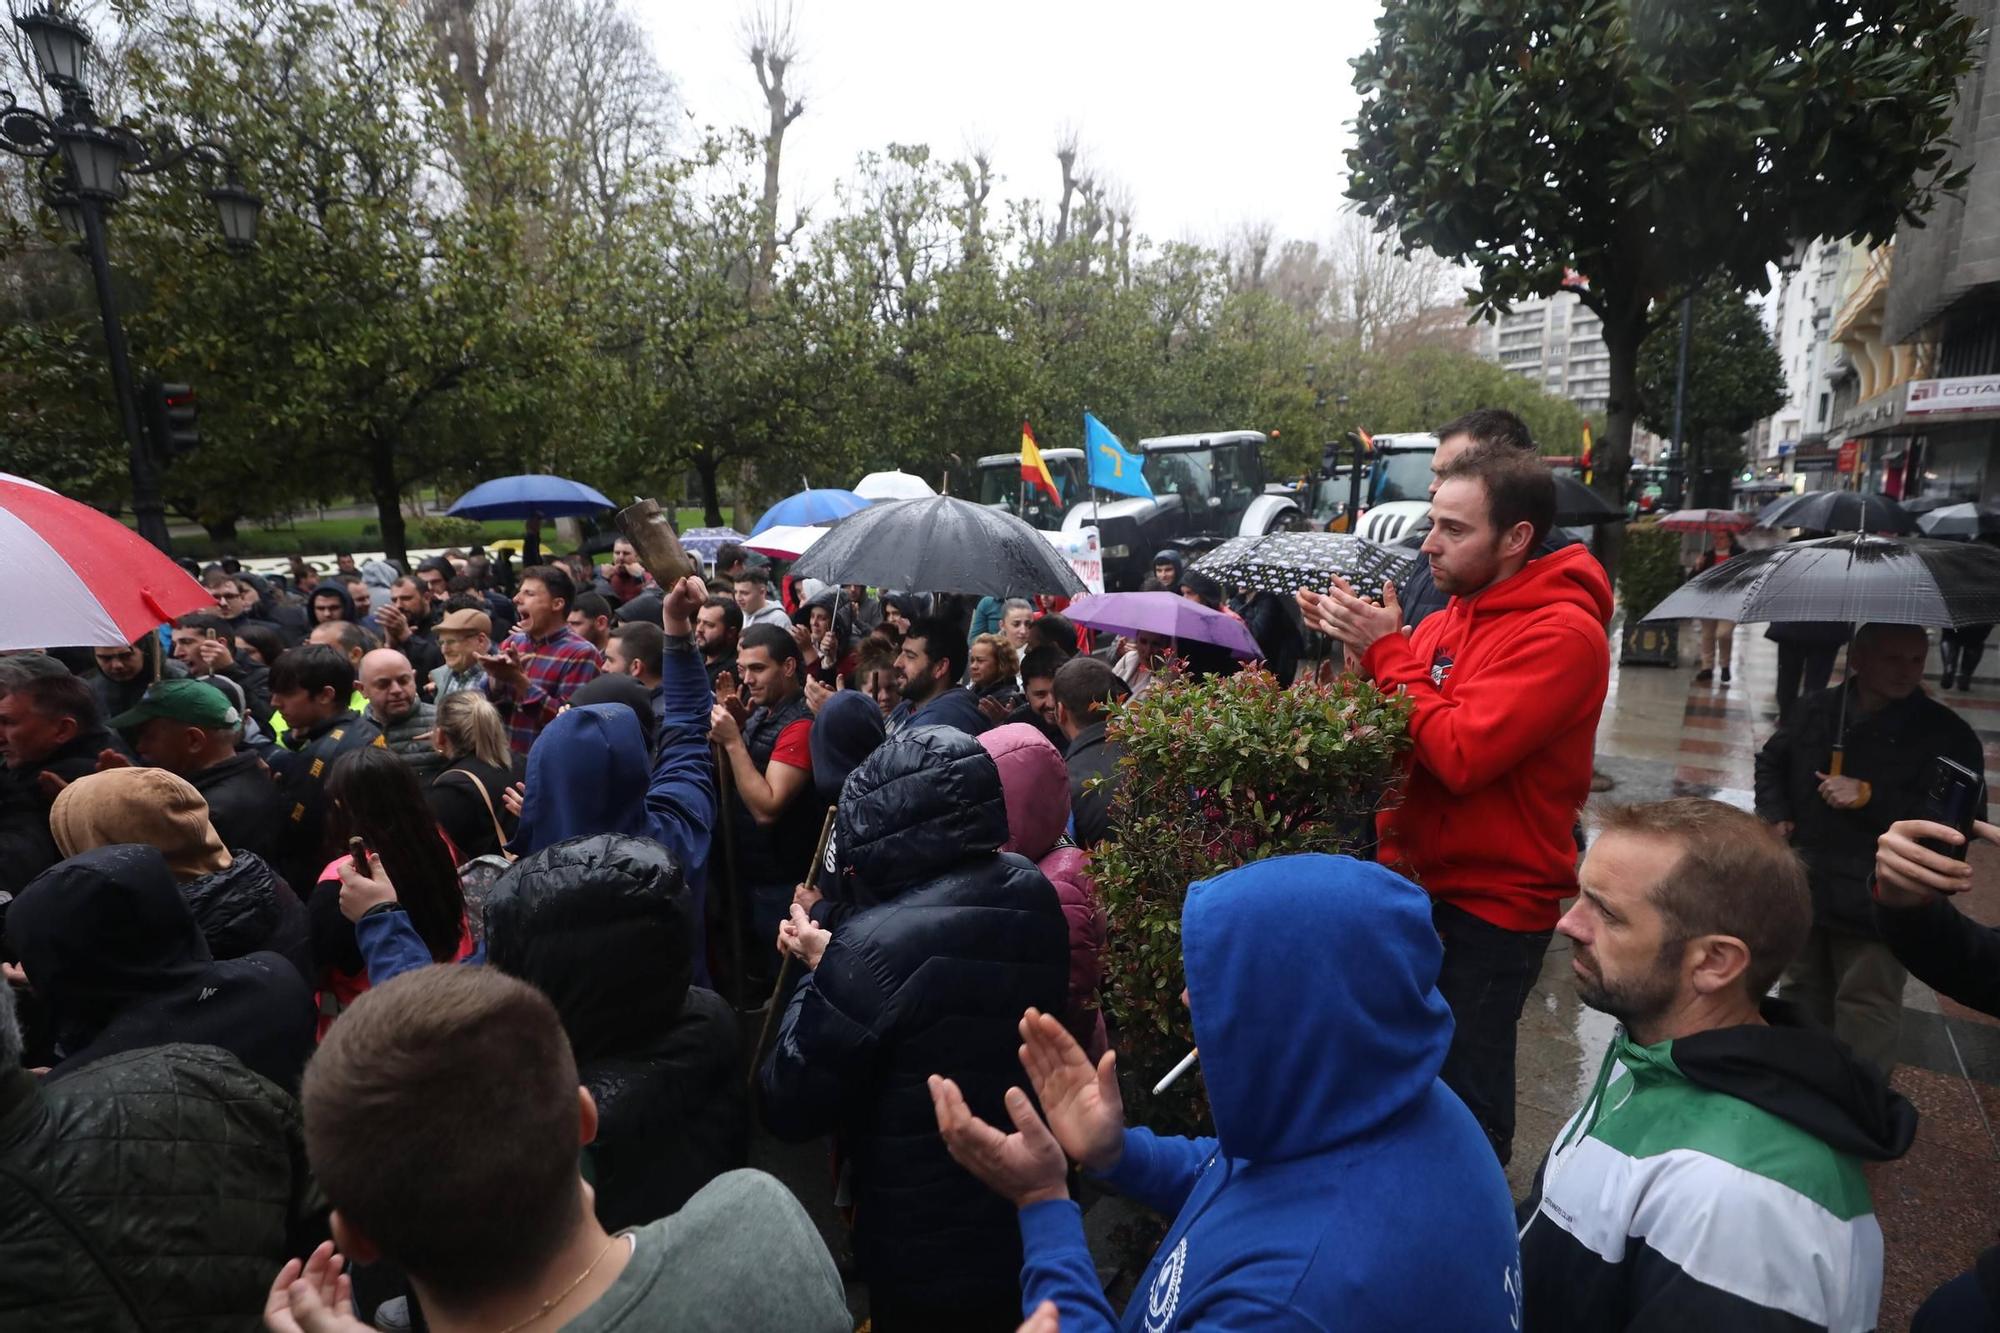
[789,495,1085,598]
[1643,533,2000,628]
[1915,502,2000,539]
[1755,490,1911,533]
[1552,474,1623,526]
[1191,531,1419,597]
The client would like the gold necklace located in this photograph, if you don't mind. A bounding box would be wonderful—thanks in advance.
[492,1233,627,1333]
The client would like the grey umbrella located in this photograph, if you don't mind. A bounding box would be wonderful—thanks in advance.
[1915,502,2000,539]
[1643,533,2000,628]
[789,495,1086,598]
[1755,490,1912,533]
[1902,493,1974,515]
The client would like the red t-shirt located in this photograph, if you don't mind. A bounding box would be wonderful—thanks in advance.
[770,718,814,772]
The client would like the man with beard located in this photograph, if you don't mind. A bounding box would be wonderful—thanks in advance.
[696,597,742,692]
[377,576,447,683]
[1520,798,1913,1332]
[887,617,987,737]
[708,623,824,985]
[1299,448,1611,1167]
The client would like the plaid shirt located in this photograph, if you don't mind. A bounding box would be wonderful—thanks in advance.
[493,624,600,759]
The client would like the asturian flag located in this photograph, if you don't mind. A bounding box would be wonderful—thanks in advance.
[1084,412,1152,499]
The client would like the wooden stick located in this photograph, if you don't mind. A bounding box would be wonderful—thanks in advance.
[750,805,839,1087]
[713,743,746,1011]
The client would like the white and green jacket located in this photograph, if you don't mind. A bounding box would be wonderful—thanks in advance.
[1520,1007,1916,1332]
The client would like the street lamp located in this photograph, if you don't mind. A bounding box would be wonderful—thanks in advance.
[0,4,259,554]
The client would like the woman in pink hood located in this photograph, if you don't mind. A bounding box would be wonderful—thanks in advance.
[978,723,1108,1058]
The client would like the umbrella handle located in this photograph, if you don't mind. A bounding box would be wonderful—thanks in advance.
[1828,746,1844,778]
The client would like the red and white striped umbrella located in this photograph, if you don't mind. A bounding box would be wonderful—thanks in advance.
[0,474,214,649]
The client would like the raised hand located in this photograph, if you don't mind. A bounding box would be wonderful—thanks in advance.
[977,695,1013,724]
[929,1075,1071,1210]
[503,781,526,818]
[336,852,397,923]
[1017,1007,1126,1173]
[662,575,708,635]
[1018,1302,1061,1333]
[1875,818,1999,907]
[94,748,132,772]
[262,1241,364,1333]
[803,674,833,714]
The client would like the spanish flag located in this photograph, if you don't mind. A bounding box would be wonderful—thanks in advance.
[1021,421,1061,506]
[1581,421,1594,486]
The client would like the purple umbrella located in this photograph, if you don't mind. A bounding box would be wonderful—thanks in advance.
[1065,591,1264,659]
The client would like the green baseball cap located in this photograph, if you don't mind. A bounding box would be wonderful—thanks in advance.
[109,678,241,733]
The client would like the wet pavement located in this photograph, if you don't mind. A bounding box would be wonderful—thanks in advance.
[1518,616,2000,1329]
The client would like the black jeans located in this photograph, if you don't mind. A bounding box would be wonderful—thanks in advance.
[1432,899,1554,1167]
[1774,643,1839,721]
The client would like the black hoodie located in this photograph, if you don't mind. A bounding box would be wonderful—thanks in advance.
[482,834,745,1232]
[6,844,315,1090]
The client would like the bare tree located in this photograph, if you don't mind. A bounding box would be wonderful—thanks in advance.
[743,0,803,306]
[1053,124,1081,245]
[418,0,677,227]
[1327,211,1465,351]
[949,140,993,264]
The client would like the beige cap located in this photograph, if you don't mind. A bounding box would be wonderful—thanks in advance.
[435,608,493,637]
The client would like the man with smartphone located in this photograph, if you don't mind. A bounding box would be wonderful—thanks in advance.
[1754,622,1984,1072]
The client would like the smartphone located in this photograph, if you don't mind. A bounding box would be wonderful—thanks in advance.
[1919,756,1987,860]
[202,628,219,641]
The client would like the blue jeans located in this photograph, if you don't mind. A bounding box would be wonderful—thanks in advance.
[1433,899,1554,1167]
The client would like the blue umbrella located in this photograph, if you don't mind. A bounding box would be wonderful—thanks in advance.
[750,488,869,535]
[446,474,617,520]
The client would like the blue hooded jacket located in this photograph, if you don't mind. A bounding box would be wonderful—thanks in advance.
[1017,854,1522,1331]
[357,648,716,985]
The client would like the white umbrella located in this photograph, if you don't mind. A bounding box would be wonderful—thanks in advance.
[853,470,936,501]
[744,524,830,560]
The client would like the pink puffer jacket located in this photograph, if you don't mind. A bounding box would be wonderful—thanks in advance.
[979,724,1109,1058]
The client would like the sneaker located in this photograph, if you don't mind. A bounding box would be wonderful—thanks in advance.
[1721,665,1731,683]
[1694,668,1713,683]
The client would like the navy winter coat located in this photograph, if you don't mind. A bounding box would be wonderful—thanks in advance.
[760,725,1070,1304]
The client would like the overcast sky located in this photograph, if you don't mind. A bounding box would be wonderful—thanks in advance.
[629,0,1385,249]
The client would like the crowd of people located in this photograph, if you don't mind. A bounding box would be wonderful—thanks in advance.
[0,406,1991,1331]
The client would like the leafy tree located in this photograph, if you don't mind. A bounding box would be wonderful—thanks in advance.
[1637,279,1785,507]
[108,0,601,560]
[1346,0,1976,523]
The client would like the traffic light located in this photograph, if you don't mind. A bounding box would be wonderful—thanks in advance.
[144,379,199,460]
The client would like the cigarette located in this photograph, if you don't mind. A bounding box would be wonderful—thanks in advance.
[1152,1048,1199,1096]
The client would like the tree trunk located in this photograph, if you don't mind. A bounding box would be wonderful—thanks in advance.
[202,517,239,545]
[749,44,802,308]
[695,453,724,527]
[367,434,409,568]
[1594,307,1644,570]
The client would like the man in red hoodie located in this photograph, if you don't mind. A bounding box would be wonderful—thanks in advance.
[1301,447,1612,1164]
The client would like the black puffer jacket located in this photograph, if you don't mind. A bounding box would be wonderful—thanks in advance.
[7,844,316,1091]
[189,750,288,865]
[183,851,314,985]
[484,834,745,1233]
[0,1048,321,1332]
[760,725,1069,1304]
